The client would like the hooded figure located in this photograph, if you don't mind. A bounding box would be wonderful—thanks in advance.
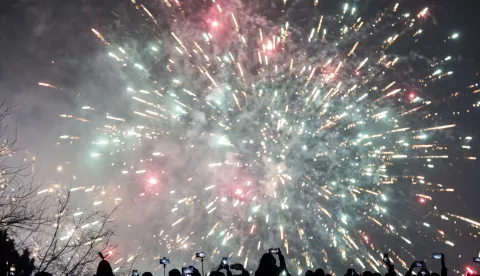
[96,259,115,276]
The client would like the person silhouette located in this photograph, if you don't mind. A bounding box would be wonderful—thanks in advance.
[96,259,115,276]
[314,268,325,276]
[169,269,181,276]
[255,249,291,276]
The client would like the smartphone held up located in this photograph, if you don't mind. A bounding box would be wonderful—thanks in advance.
[230,264,243,270]
[432,253,443,260]
[182,266,193,276]
[413,261,425,268]
[221,257,228,265]
[269,248,279,254]
[160,257,170,265]
[382,253,389,264]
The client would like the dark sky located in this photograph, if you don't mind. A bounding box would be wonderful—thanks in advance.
[1,0,480,273]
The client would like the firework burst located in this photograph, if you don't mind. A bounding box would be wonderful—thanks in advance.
[41,0,480,274]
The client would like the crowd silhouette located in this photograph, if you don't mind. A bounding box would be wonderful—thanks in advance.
[62,248,480,276]
[1,244,473,276]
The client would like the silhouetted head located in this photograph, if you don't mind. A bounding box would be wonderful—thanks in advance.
[431,273,440,276]
[363,271,373,276]
[96,259,114,276]
[372,273,382,276]
[314,268,325,276]
[326,274,332,276]
[143,272,153,276]
[259,253,276,267]
[306,270,314,276]
[35,273,53,276]
[169,269,181,276]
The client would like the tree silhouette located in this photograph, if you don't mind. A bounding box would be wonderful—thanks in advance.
[0,100,51,235]
[0,230,35,276]
[0,99,119,276]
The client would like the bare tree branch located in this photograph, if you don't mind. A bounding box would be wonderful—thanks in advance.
[34,191,117,276]
[0,99,53,235]
[0,99,118,276]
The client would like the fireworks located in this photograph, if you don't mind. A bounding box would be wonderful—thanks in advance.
[40,0,480,274]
